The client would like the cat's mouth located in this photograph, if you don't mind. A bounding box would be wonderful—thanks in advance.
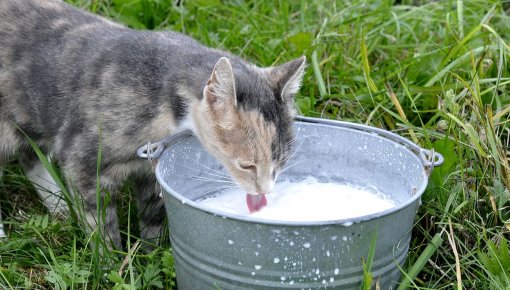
[246,193,267,213]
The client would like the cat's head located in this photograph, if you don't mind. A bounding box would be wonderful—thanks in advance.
[192,56,306,196]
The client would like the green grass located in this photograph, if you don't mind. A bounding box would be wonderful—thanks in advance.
[1,0,510,288]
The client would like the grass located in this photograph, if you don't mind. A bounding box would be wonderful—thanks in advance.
[1,0,510,288]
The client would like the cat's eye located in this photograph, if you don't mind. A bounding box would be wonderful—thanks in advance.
[238,163,256,171]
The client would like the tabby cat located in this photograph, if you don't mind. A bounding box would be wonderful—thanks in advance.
[0,0,305,249]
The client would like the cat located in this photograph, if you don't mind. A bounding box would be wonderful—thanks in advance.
[0,0,305,250]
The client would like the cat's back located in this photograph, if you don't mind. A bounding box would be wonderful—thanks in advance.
[0,0,209,140]
[0,0,206,86]
[0,0,121,33]
[0,0,123,64]
[0,0,205,61]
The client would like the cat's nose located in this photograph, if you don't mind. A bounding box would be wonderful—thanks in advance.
[267,180,274,193]
[257,180,274,195]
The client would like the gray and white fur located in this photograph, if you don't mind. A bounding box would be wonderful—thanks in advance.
[0,0,306,249]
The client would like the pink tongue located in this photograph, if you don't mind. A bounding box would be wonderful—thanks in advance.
[246,193,267,213]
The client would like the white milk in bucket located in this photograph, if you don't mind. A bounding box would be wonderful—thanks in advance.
[197,176,395,221]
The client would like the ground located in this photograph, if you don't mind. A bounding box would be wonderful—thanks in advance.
[1,0,510,289]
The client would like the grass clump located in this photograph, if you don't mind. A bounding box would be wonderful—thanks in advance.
[1,0,510,288]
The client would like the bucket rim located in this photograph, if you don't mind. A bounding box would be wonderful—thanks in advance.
[154,117,436,226]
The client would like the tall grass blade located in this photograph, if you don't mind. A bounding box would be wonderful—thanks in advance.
[311,50,327,98]
[360,29,378,94]
[457,0,464,39]
[361,229,377,290]
[398,233,443,290]
[16,127,78,222]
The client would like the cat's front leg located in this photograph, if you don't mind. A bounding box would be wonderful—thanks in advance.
[19,152,68,218]
[0,210,6,238]
[81,189,123,251]
[135,173,165,245]
[0,170,5,238]
[63,162,123,251]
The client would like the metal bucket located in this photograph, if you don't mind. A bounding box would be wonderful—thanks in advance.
[139,116,443,289]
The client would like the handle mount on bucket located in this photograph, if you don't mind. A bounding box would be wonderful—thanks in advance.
[137,141,164,160]
[137,131,193,160]
[419,148,444,168]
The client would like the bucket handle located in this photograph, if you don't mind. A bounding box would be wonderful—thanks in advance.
[136,117,444,169]
[137,131,193,160]
[294,116,444,168]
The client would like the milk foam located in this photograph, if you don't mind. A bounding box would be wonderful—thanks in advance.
[197,176,396,221]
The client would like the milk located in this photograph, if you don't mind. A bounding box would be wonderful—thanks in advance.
[197,176,395,221]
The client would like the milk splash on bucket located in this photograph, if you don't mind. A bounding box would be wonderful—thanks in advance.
[197,176,395,221]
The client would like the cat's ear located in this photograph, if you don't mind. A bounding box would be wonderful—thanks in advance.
[204,57,237,107]
[203,57,237,128]
[269,56,306,104]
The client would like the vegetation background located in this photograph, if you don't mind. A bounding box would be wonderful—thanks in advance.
[1,0,510,289]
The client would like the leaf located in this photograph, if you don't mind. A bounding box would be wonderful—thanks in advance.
[488,180,510,223]
[446,113,487,156]
[45,270,67,290]
[430,137,458,188]
[44,273,57,284]
[114,14,147,29]
[143,263,163,289]
[287,32,312,53]
[498,239,510,270]
[162,250,174,270]
[108,270,125,284]
[148,280,163,289]
[478,237,510,281]
[296,96,313,115]
[74,269,91,283]
[479,252,499,274]
[41,214,49,230]
[194,0,221,6]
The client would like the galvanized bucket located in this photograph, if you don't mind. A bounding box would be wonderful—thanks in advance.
[138,116,443,289]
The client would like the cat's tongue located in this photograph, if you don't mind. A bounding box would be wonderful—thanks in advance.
[246,193,267,213]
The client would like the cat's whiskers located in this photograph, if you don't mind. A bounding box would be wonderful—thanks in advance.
[175,173,236,185]
[276,142,299,168]
[278,134,308,169]
[194,149,232,178]
[178,163,232,181]
[193,161,231,178]
[187,177,236,185]
[277,135,309,168]
[194,184,240,198]
[276,159,306,179]
[283,137,299,149]
[175,163,236,184]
